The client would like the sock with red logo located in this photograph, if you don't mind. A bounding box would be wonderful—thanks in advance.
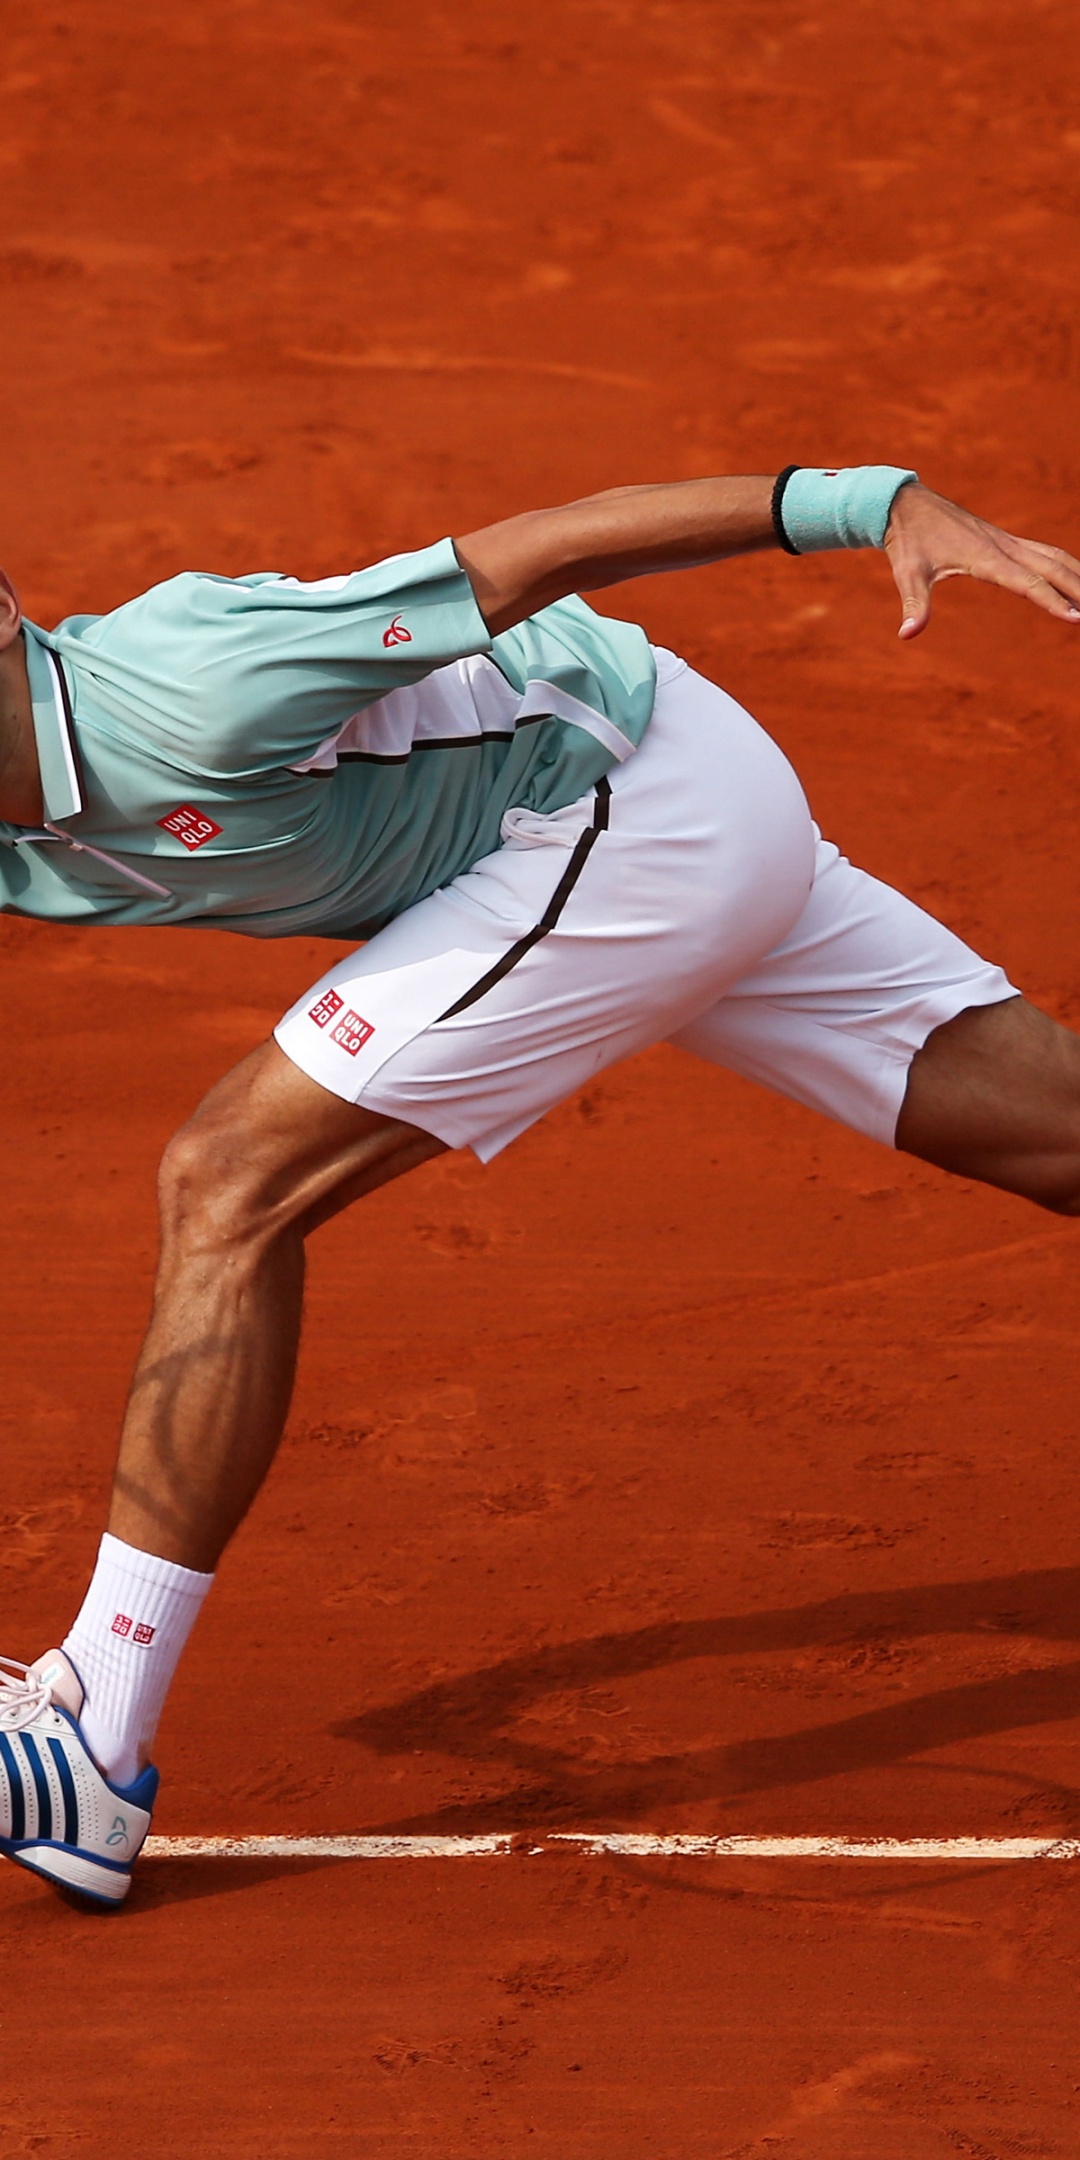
[62,1533,213,1790]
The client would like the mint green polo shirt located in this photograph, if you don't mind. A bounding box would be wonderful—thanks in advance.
[0,540,657,940]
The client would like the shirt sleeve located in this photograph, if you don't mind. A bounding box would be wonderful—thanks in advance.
[57,539,493,779]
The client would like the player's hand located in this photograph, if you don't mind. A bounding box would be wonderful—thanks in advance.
[884,481,1080,640]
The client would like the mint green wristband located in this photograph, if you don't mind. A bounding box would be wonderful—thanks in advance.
[776,465,918,553]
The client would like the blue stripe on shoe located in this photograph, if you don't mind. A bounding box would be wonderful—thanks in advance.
[19,1733,52,1842]
[47,1738,79,1847]
[0,1732,26,1839]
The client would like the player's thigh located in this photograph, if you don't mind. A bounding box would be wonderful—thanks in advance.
[897,996,1080,1211]
[671,838,1018,1150]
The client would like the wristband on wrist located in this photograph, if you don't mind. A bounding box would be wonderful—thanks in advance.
[770,465,802,554]
[772,465,918,553]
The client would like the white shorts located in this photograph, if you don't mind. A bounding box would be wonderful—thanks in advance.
[274,651,1017,1161]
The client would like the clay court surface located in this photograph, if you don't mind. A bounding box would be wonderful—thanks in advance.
[5,0,1080,2151]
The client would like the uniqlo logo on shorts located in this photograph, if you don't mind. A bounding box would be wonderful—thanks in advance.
[132,1622,156,1647]
[157,804,223,851]
[111,1613,132,1638]
[330,1008,375,1056]
[309,988,344,1029]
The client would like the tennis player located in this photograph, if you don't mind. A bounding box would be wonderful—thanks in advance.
[2,463,1078,1900]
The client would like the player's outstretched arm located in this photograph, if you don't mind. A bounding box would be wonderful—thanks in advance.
[456,471,1080,639]
[456,476,777,632]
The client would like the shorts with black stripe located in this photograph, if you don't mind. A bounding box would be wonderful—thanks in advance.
[273,649,1017,1161]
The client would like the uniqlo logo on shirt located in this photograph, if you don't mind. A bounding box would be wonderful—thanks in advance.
[132,1622,156,1646]
[157,804,223,852]
[111,1613,132,1638]
[309,989,344,1029]
[330,1009,375,1056]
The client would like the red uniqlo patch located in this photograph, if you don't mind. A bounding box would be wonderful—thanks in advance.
[157,804,223,852]
[330,1008,375,1056]
[309,988,344,1029]
[133,1622,156,1646]
[111,1613,132,1638]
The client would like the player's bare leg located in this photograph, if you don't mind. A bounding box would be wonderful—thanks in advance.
[898,995,1080,1212]
[9,989,1079,1901]
[0,1048,442,1898]
[108,1043,446,1573]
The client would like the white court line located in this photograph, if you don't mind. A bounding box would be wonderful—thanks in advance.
[142,1833,1080,1863]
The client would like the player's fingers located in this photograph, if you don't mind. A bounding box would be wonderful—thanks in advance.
[890,550,933,639]
[974,540,1080,622]
[1002,533,1080,569]
[993,532,1080,608]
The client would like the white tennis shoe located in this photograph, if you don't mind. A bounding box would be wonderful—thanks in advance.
[0,1650,157,1904]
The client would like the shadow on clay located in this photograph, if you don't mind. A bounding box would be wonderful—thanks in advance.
[0,1855,339,1922]
[31,1568,1079,1915]
[330,1564,1080,1835]
[130,1856,339,1909]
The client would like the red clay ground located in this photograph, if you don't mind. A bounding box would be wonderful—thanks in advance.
[4,0,1080,2152]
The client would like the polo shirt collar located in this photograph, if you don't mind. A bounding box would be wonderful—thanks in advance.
[22,622,83,822]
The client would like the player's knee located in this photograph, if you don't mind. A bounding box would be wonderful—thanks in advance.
[1027,1158,1080,1217]
[902,1000,1080,1217]
[156,1115,276,1251]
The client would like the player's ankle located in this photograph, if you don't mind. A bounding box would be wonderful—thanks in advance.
[76,1702,143,1789]
[62,1531,214,1790]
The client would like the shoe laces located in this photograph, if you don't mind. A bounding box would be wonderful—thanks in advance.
[0,1656,53,1733]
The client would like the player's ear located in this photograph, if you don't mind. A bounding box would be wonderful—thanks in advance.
[0,571,23,651]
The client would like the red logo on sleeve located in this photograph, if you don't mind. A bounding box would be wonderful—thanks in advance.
[132,1623,156,1646]
[330,1009,375,1056]
[382,616,412,648]
[309,989,345,1029]
[111,1613,132,1638]
[158,805,223,852]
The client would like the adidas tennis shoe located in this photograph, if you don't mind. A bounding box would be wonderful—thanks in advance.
[0,1650,157,1904]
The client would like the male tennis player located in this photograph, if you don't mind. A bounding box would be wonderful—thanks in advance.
[2,464,1079,1902]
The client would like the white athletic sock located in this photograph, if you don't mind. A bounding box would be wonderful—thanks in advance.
[63,1532,213,1789]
